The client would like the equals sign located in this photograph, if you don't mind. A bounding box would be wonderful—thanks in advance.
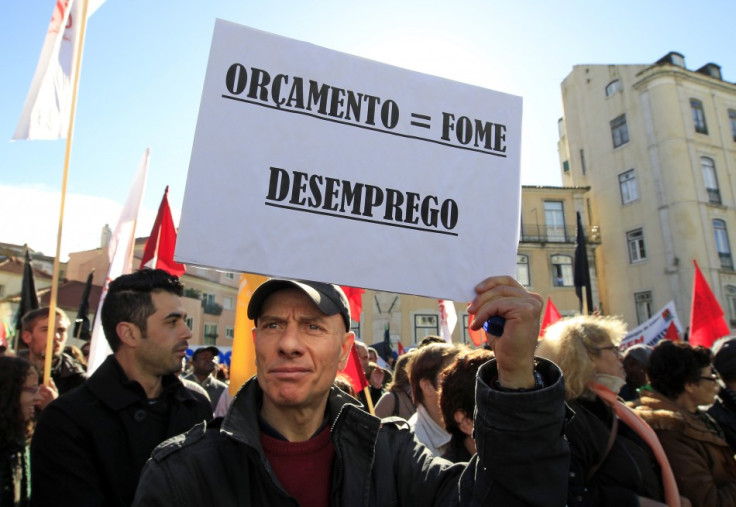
[410,113,431,129]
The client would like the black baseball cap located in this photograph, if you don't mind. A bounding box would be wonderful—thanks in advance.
[247,279,351,331]
[192,346,220,360]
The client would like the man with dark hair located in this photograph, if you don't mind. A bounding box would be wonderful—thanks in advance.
[619,344,653,401]
[439,348,494,462]
[184,346,227,410]
[708,337,736,453]
[135,276,570,506]
[19,307,86,406]
[31,269,212,507]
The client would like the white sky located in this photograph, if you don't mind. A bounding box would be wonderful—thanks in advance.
[1,0,733,258]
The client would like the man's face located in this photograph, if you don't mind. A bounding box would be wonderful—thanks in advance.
[193,350,217,376]
[22,315,69,361]
[254,288,353,412]
[135,291,192,377]
[356,343,369,372]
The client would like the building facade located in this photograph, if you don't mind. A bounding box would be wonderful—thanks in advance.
[558,52,736,330]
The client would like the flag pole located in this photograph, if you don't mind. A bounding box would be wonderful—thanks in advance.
[42,0,91,386]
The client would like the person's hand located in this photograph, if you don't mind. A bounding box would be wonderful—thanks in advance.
[369,367,384,389]
[467,276,542,389]
[36,378,59,411]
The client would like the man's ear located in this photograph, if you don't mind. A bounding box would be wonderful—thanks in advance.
[116,322,139,348]
[21,330,32,345]
[337,332,355,371]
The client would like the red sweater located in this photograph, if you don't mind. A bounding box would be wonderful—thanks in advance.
[260,424,335,507]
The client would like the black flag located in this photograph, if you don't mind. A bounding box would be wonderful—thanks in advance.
[74,270,94,341]
[14,250,39,341]
[574,212,594,314]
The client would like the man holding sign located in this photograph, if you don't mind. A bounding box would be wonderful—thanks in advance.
[134,276,568,506]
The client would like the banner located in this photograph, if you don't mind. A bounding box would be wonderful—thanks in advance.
[619,301,683,351]
[177,20,522,302]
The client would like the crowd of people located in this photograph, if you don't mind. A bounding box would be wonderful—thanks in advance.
[3,269,736,505]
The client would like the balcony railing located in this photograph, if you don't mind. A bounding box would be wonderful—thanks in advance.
[519,224,601,244]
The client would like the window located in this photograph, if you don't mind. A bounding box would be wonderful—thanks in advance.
[618,169,639,204]
[627,228,646,263]
[634,291,653,325]
[202,293,215,305]
[691,99,708,134]
[726,285,736,326]
[351,321,361,339]
[544,201,566,242]
[516,254,530,286]
[414,314,439,342]
[551,255,573,286]
[605,79,622,97]
[225,326,234,340]
[610,114,629,148]
[203,323,218,345]
[224,272,235,279]
[223,296,234,310]
[729,110,736,142]
[580,149,587,175]
[562,160,570,172]
[185,317,194,330]
[701,157,721,204]
[714,219,733,270]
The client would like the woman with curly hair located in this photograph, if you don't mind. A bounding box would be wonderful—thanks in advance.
[1,356,40,506]
[636,340,736,507]
[537,315,682,507]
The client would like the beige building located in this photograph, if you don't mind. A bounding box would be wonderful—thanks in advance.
[356,185,597,350]
[557,52,736,331]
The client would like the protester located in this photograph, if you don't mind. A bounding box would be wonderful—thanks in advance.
[439,348,494,463]
[19,307,85,406]
[64,344,87,371]
[0,357,40,507]
[537,315,671,506]
[333,373,357,398]
[619,344,653,402]
[133,276,569,506]
[183,346,227,410]
[80,341,90,362]
[374,350,416,419]
[354,340,370,372]
[363,361,386,405]
[407,341,465,456]
[708,337,736,453]
[637,340,736,507]
[31,269,212,507]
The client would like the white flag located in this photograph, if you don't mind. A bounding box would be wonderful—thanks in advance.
[438,299,457,344]
[87,149,150,373]
[13,0,105,140]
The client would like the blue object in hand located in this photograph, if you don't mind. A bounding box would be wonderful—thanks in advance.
[483,316,506,337]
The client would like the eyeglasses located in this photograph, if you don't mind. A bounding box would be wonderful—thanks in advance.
[700,373,719,383]
[21,386,40,395]
[593,345,622,357]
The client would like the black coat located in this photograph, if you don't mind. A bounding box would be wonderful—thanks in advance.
[134,358,570,506]
[30,355,211,507]
[707,387,736,454]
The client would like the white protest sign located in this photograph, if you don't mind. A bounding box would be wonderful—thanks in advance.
[619,301,683,351]
[176,20,522,302]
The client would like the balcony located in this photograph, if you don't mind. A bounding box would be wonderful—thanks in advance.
[519,224,601,244]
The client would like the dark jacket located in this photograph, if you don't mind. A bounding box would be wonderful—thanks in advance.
[565,395,663,506]
[17,351,86,395]
[707,387,736,454]
[133,358,569,506]
[637,391,736,507]
[1,442,30,507]
[30,355,212,507]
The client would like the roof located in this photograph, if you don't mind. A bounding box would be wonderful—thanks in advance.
[39,280,103,314]
[0,256,53,279]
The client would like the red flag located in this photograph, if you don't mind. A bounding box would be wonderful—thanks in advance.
[664,321,679,342]
[467,312,486,347]
[340,286,364,324]
[690,260,730,347]
[339,344,369,394]
[140,186,186,277]
[397,341,406,356]
[539,298,562,338]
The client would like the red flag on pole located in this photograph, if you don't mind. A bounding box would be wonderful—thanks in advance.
[339,344,369,394]
[340,286,364,324]
[397,341,406,356]
[690,260,730,348]
[467,312,486,347]
[539,297,562,338]
[663,321,679,342]
[140,186,186,277]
